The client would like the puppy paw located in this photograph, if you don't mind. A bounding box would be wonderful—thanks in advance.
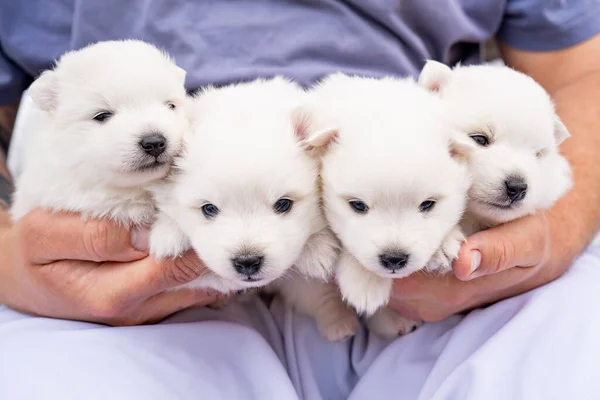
[316,306,360,342]
[273,274,358,341]
[367,307,423,339]
[207,297,230,309]
[295,227,341,280]
[149,213,191,260]
[426,225,466,273]
[122,202,156,227]
[336,250,392,315]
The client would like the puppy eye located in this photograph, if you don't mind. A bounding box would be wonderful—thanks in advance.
[419,200,436,212]
[536,149,547,158]
[166,102,177,110]
[469,134,490,147]
[348,200,369,214]
[201,203,220,219]
[273,198,293,214]
[93,111,113,123]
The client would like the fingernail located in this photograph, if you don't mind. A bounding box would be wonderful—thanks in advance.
[131,227,149,251]
[469,250,482,274]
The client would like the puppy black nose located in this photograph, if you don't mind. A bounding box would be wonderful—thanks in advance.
[505,176,528,203]
[232,254,264,276]
[139,134,167,157]
[379,252,409,271]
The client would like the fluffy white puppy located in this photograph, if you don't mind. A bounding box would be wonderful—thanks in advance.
[149,78,340,298]
[11,40,188,225]
[294,74,471,338]
[419,61,572,235]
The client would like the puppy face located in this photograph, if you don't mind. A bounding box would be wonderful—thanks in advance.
[310,75,470,278]
[28,40,188,187]
[419,62,572,224]
[158,78,324,287]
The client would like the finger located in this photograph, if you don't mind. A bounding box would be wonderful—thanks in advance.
[148,249,211,294]
[106,288,223,326]
[34,254,217,323]
[390,272,470,319]
[386,296,423,321]
[142,289,224,324]
[452,214,549,281]
[95,249,212,302]
[37,249,211,315]
[19,209,148,264]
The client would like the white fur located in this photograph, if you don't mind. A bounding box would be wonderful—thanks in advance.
[275,272,360,341]
[149,78,340,295]
[291,74,471,339]
[11,40,188,225]
[419,61,573,233]
[419,61,571,233]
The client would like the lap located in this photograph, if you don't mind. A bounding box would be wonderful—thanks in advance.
[0,298,299,400]
[3,249,600,400]
[349,248,600,400]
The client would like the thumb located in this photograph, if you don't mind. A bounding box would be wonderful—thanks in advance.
[105,288,224,326]
[64,249,216,314]
[453,214,549,281]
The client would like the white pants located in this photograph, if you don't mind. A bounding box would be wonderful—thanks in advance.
[3,95,600,400]
[2,252,600,399]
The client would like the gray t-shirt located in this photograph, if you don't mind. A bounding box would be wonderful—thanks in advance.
[1,0,599,104]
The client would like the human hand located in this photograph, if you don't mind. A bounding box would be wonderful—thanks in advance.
[388,209,585,322]
[0,209,222,325]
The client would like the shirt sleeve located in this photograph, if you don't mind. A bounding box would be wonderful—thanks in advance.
[497,0,600,51]
[0,44,29,105]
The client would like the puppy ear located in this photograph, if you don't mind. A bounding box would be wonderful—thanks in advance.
[292,104,338,152]
[553,115,571,145]
[418,60,453,92]
[303,127,338,148]
[449,133,475,160]
[174,66,187,85]
[28,70,59,113]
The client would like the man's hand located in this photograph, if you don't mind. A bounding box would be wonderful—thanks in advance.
[388,34,600,322]
[388,209,578,322]
[0,209,222,326]
[452,212,550,281]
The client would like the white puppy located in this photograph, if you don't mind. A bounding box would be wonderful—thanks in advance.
[295,74,471,338]
[419,61,572,234]
[11,40,188,225]
[149,78,340,303]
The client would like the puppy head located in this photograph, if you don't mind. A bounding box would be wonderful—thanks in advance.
[159,78,333,287]
[311,74,470,278]
[420,61,572,225]
[28,40,188,187]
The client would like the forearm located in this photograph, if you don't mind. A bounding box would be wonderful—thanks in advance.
[0,101,18,226]
[546,72,600,259]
